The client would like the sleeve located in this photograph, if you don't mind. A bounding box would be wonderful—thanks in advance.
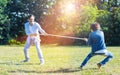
[37,23,46,34]
[25,23,31,36]
[102,31,104,38]
[101,31,105,41]
[87,33,92,45]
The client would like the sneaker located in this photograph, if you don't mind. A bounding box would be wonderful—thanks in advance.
[97,63,101,69]
[23,59,29,62]
[40,62,44,65]
[80,66,83,70]
[40,59,44,65]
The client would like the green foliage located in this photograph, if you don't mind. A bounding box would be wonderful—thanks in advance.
[0,0,8,26]
[97,9,110,30]
[3,0,55,44]
[106,7,120,45]
[0,0,9,44]
[74,5,99,45]
[76,0,120,46]
[77,5,98,33]
[8,39,21,45]
[0,0,120,45]
[97,1,120,45]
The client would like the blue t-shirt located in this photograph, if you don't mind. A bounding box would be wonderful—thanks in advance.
[87,30,106,53]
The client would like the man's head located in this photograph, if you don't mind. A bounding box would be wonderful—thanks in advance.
[28,14,35,24]
[90,22,101,31]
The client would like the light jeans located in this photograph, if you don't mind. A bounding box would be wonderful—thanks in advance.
[80,49,113,67]
[24,36,44,62]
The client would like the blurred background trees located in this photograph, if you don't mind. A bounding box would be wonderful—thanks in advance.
[0,0,120,45]
[0,0,9,44]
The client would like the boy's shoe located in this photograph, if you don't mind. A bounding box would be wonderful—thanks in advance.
[97,63,101,69]
[80,66,83,70]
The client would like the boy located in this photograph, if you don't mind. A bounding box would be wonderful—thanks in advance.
[80,22,113,69]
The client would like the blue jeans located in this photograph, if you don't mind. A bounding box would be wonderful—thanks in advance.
[80,51,113,67]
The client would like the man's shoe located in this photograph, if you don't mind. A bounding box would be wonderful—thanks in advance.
[40,62,44,65]
[97,63,101,69]
[40,59,44,65]
[23,59,29,62]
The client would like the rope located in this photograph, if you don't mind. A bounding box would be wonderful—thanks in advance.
[40,34,85,40]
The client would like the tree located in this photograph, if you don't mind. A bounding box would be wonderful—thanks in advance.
[3,0,120,45]
[97,0,120,45]
[0,0,9,44]
[5,0,56,43]
[107,7,120,45]
[41,0,100,45]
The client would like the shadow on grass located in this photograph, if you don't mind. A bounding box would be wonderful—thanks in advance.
[0,62,80,73]
[0,62,40,65]
[0,62,99,73]
[83,68,99,71]
[8,68,81,74]
[8,67,99,74]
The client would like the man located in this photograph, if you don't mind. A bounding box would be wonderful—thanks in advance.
[23,14,47,65]
[80,22,113,69]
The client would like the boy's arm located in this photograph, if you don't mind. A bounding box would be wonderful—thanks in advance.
[83,33,92,45]
[87,34,92,45]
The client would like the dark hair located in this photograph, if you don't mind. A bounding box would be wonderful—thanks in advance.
[28,14,35,19]
[90,22,101,31]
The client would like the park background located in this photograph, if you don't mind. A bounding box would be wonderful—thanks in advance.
[0,0,120,46]
[0,0,120,75]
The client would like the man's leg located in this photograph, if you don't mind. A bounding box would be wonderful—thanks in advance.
[34,41,44,65]
[80,52,94,69]
[23,38,31,62]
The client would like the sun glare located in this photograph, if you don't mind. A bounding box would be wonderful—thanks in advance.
[61,2,76,15]
[66,3,75,12]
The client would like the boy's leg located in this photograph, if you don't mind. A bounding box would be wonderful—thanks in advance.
[34,41,44,65]
[98,52,113,66]
[80,52,94,69]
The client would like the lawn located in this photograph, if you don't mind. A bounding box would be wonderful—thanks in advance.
[0,45,120,75]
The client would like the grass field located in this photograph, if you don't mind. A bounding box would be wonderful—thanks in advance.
[0,45,120,75]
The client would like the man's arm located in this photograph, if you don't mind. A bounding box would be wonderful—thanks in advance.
[37,23,47,35]
[25,23,31,36]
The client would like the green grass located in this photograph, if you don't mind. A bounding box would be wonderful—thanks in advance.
[0,45,120,75]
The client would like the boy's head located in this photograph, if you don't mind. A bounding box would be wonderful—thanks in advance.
[90,22,101,31]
